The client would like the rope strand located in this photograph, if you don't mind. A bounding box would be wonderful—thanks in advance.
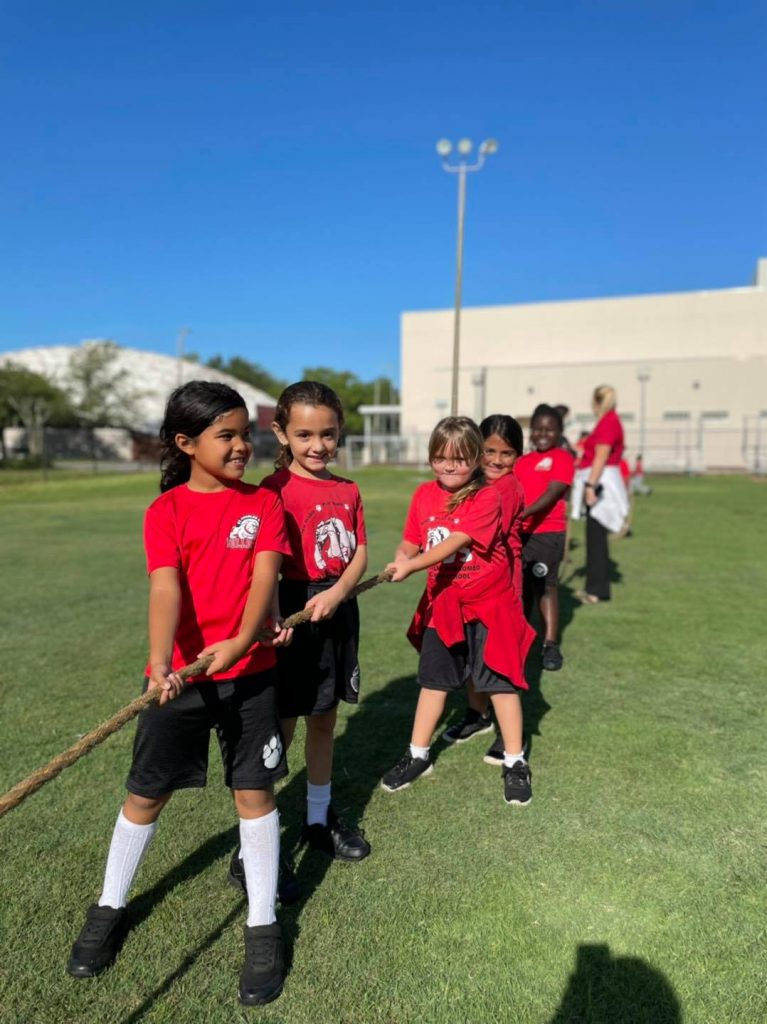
[0,569,393,819]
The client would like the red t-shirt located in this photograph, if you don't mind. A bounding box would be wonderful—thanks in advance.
[515,447,575,533]
[143,482,290,680]
[403,481,510,601]
[580,410,625,468]
[260,468,367,581]
[492,471,524,596]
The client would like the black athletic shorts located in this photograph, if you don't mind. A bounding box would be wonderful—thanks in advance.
[417,622,523,695]
[126,670,288,798]
[521,531,566,588]
[276,578,361,718]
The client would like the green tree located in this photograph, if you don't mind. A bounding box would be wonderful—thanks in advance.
[207,355,287,398]
[301,367,399,435]
[0,364,77,459]
[66,340,140,427]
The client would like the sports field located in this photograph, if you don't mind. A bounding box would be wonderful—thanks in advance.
[1,469,765,1024]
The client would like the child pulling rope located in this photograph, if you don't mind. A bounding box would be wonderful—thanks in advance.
[0,569,392,820]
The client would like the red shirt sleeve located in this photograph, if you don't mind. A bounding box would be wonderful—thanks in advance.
[144,496,181,574]
[354,486,368,546]
[551,448,575,485]
[457,487,501,556]
[254,489,291,557]
[403,488,423,547]
[591,412,622,450]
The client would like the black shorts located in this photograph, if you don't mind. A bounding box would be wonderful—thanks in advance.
[521,531,566,588]
[126,671,288,798]
[417,623,523,696]
[276,578,361,718]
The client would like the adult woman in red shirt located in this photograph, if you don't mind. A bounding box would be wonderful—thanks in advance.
[573,385,628,603]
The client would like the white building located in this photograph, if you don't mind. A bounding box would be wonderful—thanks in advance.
[400,259,767,471]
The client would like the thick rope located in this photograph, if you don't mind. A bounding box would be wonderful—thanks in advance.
[0,569,393,819]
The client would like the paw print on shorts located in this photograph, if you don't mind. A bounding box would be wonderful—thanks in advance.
[262,734,283,769]
[349,665,361,694]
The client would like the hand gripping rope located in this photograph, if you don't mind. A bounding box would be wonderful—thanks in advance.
[0,569,393,819]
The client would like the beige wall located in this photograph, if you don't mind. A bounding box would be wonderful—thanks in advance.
[401,269,767,469]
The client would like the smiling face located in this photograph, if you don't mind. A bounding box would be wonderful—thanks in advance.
[176,406,252,491]
[482,432,518,481]
[273,402,340,478]
[530,413,561,453]
[431,443,477,491]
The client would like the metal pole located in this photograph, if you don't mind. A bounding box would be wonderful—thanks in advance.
[450,165,467,417]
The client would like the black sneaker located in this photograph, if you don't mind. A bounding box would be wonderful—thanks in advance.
[503,760,532,806]
[381,752,433,792]
[239,922,284,1006]
[67,903,127,978]
[228,848,302,905]
[542,642,564,671]
[483,734,505,766]
[442,709,494,744]
[303,806,371,862]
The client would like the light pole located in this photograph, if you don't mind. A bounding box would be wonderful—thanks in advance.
[436,137,498,416]
[637,365,651,456]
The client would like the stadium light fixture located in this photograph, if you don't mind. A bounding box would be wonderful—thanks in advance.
[436,137,499,416]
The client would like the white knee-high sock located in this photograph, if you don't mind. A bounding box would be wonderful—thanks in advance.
[240,810,280,927]
[306,782,331,827]
[98,810,158,909]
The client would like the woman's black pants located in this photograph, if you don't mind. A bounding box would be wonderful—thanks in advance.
[586,511,611,600]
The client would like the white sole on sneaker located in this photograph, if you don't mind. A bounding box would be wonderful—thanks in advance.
[504,797,532,806]
[380,762,434,792]
[483,754,505,766]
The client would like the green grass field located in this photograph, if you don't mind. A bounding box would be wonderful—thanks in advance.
[1,468,765,1024]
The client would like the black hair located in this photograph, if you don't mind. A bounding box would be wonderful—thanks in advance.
[159,380,248,492]
[530,403,563,432]
[479,414,524,457]
[272,380,345,469]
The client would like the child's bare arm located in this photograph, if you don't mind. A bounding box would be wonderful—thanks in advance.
[520,481,569,520]
[147,567,183,704]
[387,531,471,581]
[305,543,368,622]
[395,539,420,560]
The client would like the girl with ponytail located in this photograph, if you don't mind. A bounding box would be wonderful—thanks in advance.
[380,417,534,807]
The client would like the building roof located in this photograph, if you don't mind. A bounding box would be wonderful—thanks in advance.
[0,342,276,434]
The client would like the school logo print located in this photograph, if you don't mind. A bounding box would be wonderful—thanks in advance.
[262,734,283,769]
[314,517,356,571]
[349,664,361,694]
[535,456,553,472]
[532,562,549,578]
[226,514,260,549]
[426,525,472,565]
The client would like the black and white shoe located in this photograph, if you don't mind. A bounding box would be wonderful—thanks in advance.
[542,642,564,671]
[239,922,284,1006]
[67,904,127,978]
[228,848,302,904]
[303,807,371,862]
[442,709,494,744]
[483,734,505,766]
[503,761,532,806]
[381,752,433,792]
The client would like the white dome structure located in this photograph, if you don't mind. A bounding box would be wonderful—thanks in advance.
[0,341,277,434]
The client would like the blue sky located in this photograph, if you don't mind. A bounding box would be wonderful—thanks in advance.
[1,1,765,383]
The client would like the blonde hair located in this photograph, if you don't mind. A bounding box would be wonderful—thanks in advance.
[428,416,485,512]
[592,385,617,417]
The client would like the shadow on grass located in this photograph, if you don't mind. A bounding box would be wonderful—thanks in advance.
[549,943,681,1024]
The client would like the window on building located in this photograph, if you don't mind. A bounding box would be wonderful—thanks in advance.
[701,411,729,420]
[663,412,691,421]
[620,412,635,422]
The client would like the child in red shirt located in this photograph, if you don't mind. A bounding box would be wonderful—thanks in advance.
[515,404,575,672]
[67,382,292,1007]
[230,381,369,879]
[441,414,533,750]
[380,417,534,806]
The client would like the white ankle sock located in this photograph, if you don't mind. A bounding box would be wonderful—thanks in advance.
[410,743,430,761]
[503,751,526,768]
[306,782,331,827]
[98,810,157,909]
[240,810,280,927]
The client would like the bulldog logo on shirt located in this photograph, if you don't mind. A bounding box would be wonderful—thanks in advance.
[314,517,357,571]
[226,514,260,549]
[535,456,554,472]
[426,525,472,565]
